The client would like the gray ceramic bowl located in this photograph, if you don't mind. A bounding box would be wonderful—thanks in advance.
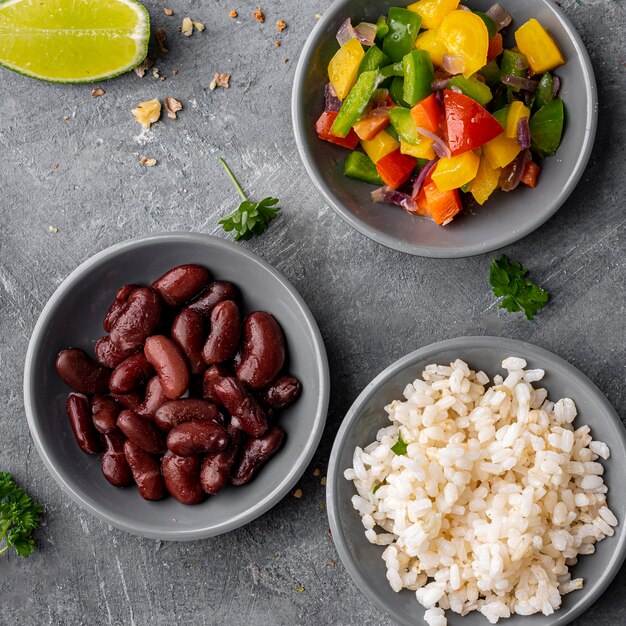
[24,233,330,540]
[327,336,626,625]
[292,0,597,257]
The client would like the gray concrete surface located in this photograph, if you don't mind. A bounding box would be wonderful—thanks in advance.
[0,0,624,624]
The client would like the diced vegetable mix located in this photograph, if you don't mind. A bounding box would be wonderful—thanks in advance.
[315,1,566,226]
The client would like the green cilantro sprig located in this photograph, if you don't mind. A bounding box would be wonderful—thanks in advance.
[0,472,43,558]
[391,431,408,456]
[218,158,281,241]
[489,255,550,321]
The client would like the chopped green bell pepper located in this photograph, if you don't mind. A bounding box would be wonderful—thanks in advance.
[403,50,434,106]
[449,75,493,107]
[375,15,389,40]
[359,45,389,76]
[474,11,497,39]
[493,106,509,127]
[534,73,554,111]
[478,60,501,88]
[382,8,421,63]
[344,151,384,185]
[500,50,527,93]
[530,98,564,158]
[389,76,410,107]
[380,61,404,79]
[388,107,420,145]
[492,86,509,111]
[331,70,379,138]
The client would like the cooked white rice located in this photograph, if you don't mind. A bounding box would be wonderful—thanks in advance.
[344,357,616,625]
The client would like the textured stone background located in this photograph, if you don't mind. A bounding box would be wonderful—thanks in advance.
[0,0,624,624]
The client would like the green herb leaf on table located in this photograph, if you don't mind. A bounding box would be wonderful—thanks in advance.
[0,472,43,558]
[218,158,281,241]
[391,431,408,456]
[489,255,549,321]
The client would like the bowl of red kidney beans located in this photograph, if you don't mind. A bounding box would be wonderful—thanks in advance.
[24,233,329,539]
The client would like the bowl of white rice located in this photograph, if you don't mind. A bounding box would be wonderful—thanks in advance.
[327,337,626,626]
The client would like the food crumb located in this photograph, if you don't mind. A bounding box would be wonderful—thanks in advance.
[164,7,173,15]
[273,551,279,558]
[284,58,289,64]
[63,115,70,121]
[320,476,327,486]
[139,156,157,166]
[172,69,178,76]
[315,13,322,19]
[152,67,160,79]
[211,72,231,90]
[293,488,303,499]
[229,9,238,18]
[274,41,281,47]
[91,88,105,97]
[48,225,58,233]
[52,163,59,169]
[181,16,194,36]
[319,503,326,510]
[253,7,265,23]
[276,19,286,31]
[192,21,205,31]
[164,96,183,119]
[134,57,154,77]
[132,99,161,128]
[160,76,166,81]
[156,28,168,53]
[313,468,321,477]
[293,586,305,593]
[325,560,336,567]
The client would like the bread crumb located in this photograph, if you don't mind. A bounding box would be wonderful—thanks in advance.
[293,488,303,499]
[313,468,321,477]
[325,560,336,567]
[229,9,238,17]
[91,88,105,97]
[181,16,193,36]
[132,99,161,128]
[253,7,265,23]
[134,57,154,77]
[276,19,286,31]
[139,156,157,166]
[164,7,173,15]
[63,115,70,121]
[211,72,231,89]
[192,21,205,31]
[152,67,160,78]
[320,476,327,486]
[315,13,322,19]
[48,225,58,233]
[164,96,183,119]
[52,163,59,169]
[274,41,281,47]
[156,28,168,53]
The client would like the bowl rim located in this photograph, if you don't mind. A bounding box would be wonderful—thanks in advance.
[23,232,331,540]
[326,336,626,625]
[292,0,598,258]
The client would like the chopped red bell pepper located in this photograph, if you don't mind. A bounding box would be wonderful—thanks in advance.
[315,111,359,149]
[487,33,503,62]
[375,149,417,189]
[520,160,541,188]
[444,90,504,156]
[410,93,442,134]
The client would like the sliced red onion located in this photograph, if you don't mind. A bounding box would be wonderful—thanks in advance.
[500,150,531,192]
[417,127,452,159]
[324,83,341,111]
[552,74,561,98]
[514,54,529,71]
[517,117,531,150]
[412,159,438,197]
[354,22,377,46]
[486,3,513,31]
[443,54,465,76]
[431,78,451,91]
[435,90,445,107]
[501,74,538,92]
[372,186,418,214]
[336,18,356,47]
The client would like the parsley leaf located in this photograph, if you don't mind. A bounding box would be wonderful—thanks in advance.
[391,431,408,456]
[489,255,550,321]
[218,158,281,241]
[0,472,43,558]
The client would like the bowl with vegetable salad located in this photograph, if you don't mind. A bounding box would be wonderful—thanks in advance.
[292,0,597,257]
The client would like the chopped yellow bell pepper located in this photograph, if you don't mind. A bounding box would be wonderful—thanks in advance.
[438,11,488,78]
[414,29,447,68]
[470,156,501,205]
[432,150,480,192]
[328,38,365,101]
[515,19,565,74]
[361,130,400,164]
[505,101,530,139]
[407,0,459,30]
[400,137,437,160]
[483,133,521,169]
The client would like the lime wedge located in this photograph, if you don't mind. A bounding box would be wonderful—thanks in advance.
[0,0,150,83]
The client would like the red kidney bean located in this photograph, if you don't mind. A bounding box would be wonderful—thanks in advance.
[109,353,154,394]
[136,376,168,420]
[103,285,137,333]
[200,424,243,495]
[109,287,161,351]
[144,335,189,399]
[95,336,137,369]
[201,365,230,405]
[161,451,204,505]
[236,312,285,389]
[101,433,133,487]
[91,394,121,434]
[215,376,268,437]
[66,393,101,454]
[187,281,241,316]
[124,440,166,501]
[262,375,302,409]
[56,348,110,394]
[171,309,206,375]
[202,300,241,365]
[151,264,211,306]
[111,390,144,411]
[167,420,228,457]
[155,399,221,432]
[117,410,166,455]
[231,425,284,486]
